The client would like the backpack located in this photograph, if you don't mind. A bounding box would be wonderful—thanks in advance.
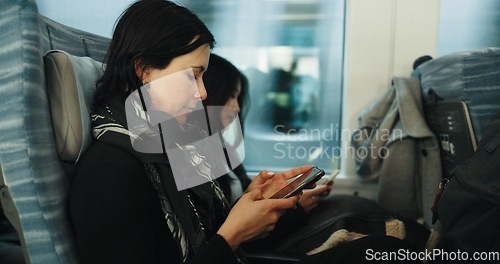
[436,112,500,253]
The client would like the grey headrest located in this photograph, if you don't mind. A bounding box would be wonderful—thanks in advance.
[44,50,104,163]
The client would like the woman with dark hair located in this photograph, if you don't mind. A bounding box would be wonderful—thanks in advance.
[69,1,420,263]
[203,54,331,208]
[200,54,252,203]
[202,54,249,123]
[70,1,305,263]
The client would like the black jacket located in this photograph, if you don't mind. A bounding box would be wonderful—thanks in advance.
[69,140,308,263]
[69,141,239,264]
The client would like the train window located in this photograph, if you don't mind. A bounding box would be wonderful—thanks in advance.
[38,1,135,38]
[438,0,500,55]
[38,0,346,174]
[184,0,346,173]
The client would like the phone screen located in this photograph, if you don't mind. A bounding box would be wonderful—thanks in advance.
[269,166,325,199]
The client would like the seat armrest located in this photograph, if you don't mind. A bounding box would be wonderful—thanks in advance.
[0,164,30,263]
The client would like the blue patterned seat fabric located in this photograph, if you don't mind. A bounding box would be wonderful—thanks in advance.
[0,0,109,263]
[412,47,500,142]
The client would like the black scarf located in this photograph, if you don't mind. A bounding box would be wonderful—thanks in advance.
[91,97,236,262]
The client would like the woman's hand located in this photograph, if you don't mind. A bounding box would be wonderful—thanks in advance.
[216,190,299,251]
[298,184,332,214]
[245,165,314,199]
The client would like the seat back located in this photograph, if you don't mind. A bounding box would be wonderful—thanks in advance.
[0,1,109,263]
[412,47,500,143]
[44,51,105,178]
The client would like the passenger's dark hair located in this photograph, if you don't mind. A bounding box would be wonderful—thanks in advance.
[94,0,215,107]
[203,54,249,121]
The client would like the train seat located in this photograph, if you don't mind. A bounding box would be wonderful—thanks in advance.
[0,1,109,263]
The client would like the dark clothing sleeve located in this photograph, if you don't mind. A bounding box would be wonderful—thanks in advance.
[69,141,238,264]
[187,235,239,264]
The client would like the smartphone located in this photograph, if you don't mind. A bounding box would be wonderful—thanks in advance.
[321,169,340,186]
[269,166,325,199]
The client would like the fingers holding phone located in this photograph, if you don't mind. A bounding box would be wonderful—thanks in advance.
[277,165,315,181]
[246,165,316,199]
[217,189,298,251]
[245,170,276,196]
[298,184,332,213]
[319,169,340,187]
[269,166,325,199]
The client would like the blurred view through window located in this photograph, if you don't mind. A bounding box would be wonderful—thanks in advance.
[185,0,346,173]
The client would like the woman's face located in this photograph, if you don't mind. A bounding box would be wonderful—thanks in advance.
[143,44,211,124]
[220,80,241,128]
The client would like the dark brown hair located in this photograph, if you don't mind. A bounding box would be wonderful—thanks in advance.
[95,0,215,107]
